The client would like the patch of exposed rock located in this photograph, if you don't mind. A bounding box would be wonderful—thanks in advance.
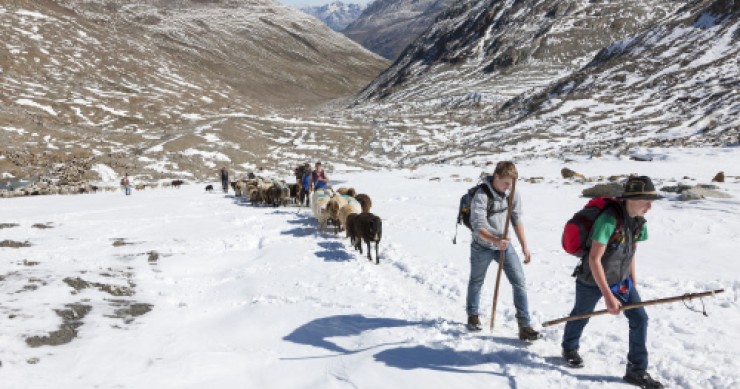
[582,182,624,198]
[561,167,586,180]
[0,240,32,248]
[63,277,134,297]
[680,187,732,201]
[25,304,92,348]
[107,300,153,324]
[112,238,135,247]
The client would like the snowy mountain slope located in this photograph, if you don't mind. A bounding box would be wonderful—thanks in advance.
[1,148,738,388]
[355,0,680,105]
[350,0,737,168]
[342,0,456,60]
[0,0,388,182]
[301,1,366,31]
[486,0,740,155]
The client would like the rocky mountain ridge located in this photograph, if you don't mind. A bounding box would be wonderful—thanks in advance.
[342,0,455,60]
[301,1,366,31]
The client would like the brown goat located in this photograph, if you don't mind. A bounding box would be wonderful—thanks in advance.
[354,193,372,213]
[325,195,348,234]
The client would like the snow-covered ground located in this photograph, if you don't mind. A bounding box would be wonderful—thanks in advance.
[1,148,739,388]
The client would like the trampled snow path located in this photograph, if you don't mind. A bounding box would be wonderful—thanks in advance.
[1,149,739,388]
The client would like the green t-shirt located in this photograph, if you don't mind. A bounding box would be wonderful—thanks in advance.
[591,212,648,244]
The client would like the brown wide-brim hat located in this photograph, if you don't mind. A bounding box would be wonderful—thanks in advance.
[619,176,663,200]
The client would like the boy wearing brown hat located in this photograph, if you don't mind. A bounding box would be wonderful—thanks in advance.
[561,176,664,389]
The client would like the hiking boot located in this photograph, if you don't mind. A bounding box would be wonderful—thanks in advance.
[466,315,482,332]
[623,371,664,388]
[562,348,584,368]
[518,326,542,341]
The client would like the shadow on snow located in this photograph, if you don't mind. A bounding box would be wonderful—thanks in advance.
[283,314,623,386]
[282,314,434,358]
[315,241,353,262]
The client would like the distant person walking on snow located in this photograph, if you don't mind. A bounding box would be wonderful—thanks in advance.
[465,161,540,341]
[220,167,229,193]
[298,162,312,206]
[560,176,664,389]
[311,162,329,191]
[121,174,131,196]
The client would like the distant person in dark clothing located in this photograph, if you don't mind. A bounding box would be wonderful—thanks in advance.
[121,174,131,196]
[220,167,229,193]
[296,162,312,206]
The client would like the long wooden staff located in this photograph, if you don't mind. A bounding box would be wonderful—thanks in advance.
[542,289,725,327]
[489,178,516,330]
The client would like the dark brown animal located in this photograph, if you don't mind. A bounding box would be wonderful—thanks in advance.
[354,194,372,213]
[205,184,214,192]
[171,179,184,188]
[288,183,300,205]
[267,185,282,207]
[352,213,382,264]
[346,213,359,244]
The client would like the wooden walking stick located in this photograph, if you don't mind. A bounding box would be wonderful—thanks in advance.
[489,178,516,331]
[542,289,725,327]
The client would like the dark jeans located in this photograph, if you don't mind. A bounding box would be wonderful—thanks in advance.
[562,280,649,373]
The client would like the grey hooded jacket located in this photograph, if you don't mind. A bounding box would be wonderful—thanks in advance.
[470,176,522,251]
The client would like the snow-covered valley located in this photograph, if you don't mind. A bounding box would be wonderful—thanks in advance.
[1,148,738,388]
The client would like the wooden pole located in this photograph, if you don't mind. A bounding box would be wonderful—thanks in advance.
[489,178,516,331]
[542,289,725,327]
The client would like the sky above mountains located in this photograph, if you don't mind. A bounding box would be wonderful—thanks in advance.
[280,0,369,7]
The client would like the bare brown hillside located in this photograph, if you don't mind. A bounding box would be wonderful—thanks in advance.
[0,0,388,184]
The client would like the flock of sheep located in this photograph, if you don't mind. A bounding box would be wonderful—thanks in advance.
[311,188,382,264]
[226,177,383,264]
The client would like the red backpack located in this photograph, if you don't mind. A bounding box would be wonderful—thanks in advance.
[562,197,622,257]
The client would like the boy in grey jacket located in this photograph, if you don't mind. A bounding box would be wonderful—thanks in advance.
[465,161,540,341]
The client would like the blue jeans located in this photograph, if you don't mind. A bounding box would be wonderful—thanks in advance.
[466,241,531,327]
[562,280,649,373]
[125,186,131,196]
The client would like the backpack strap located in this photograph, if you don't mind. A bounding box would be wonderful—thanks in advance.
[475,183,493,216]
[478,183,507,217]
